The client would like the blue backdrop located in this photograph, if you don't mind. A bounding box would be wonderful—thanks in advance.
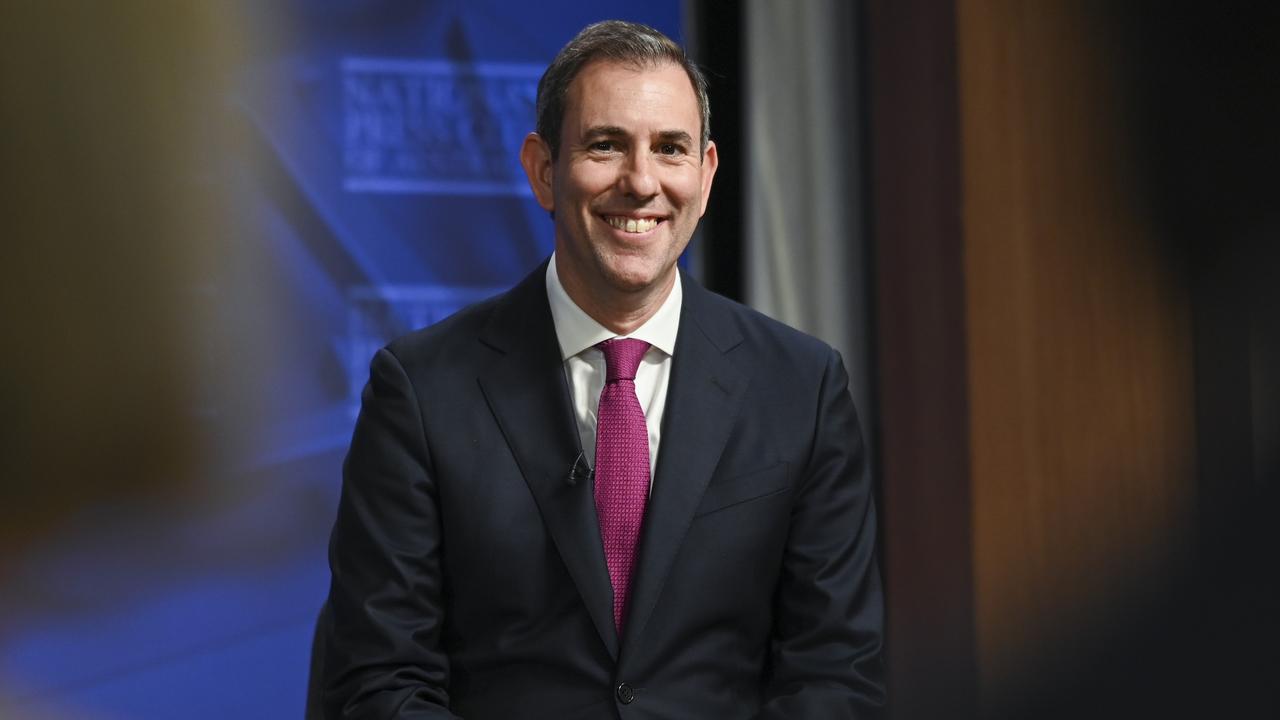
[1,2,681,717]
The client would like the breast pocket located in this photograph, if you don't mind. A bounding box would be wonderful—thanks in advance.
[693,462,791,519]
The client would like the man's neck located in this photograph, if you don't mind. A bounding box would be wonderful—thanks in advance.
[555,258,675,336]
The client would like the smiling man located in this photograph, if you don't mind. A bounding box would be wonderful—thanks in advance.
[522,56,714,333]
[319,20,884,719]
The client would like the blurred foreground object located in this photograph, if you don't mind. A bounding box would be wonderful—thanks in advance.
[0,3,276,562]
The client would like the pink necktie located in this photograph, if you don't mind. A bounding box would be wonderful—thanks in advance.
[594,338,651,634]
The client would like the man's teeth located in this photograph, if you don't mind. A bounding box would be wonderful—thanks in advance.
[606,216,659,233]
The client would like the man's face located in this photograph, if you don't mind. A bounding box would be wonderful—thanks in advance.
[524,60,717,306]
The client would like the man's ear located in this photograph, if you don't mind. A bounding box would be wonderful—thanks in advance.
[698,140,719,216]
[520,132,555,213]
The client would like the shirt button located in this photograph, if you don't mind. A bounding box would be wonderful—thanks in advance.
[616,682,635,704]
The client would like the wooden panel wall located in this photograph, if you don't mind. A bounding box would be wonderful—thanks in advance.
[954,0,1198,710]
[870,2,1205,717]
[866,1,978,717]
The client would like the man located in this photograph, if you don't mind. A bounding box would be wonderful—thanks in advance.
[319,20,884,719]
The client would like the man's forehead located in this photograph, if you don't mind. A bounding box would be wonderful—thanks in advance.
[564,59,698,118]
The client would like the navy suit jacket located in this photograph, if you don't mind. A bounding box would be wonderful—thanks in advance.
[318,261,884,718]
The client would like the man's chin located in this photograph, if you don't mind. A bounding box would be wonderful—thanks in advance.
[601,262,673,296]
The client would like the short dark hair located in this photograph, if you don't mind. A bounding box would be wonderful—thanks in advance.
[535,20,711,159]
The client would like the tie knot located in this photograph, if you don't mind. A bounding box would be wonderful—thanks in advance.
[598,338,650,382]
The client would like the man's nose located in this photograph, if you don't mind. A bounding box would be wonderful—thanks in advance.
[617,151,659,199]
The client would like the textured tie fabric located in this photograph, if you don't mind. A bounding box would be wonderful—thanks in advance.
[594,338,652,634]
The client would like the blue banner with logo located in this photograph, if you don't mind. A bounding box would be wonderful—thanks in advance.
[1,2,680,717]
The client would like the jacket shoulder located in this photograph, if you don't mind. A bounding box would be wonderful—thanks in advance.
[687,281,838,369]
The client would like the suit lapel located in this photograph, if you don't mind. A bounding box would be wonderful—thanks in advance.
[620,276,748,657]
[476,263,619,659]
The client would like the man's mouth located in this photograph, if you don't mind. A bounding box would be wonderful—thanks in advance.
[603,215,661,234]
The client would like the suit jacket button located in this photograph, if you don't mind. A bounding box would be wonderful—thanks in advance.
[616,682,635,704]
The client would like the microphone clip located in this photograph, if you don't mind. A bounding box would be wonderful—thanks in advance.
[567,452,593,486]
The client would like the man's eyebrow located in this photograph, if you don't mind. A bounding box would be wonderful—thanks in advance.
[578,127,696,147]
[581,125,627,140]
[655,130,695,147]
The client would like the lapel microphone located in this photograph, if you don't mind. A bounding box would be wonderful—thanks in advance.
[567,452,593,486]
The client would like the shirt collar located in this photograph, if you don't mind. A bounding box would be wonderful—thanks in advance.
[545,252,682,360]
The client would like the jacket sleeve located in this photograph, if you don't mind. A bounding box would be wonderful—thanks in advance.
[755,349,886,718]
[319,347,460,719]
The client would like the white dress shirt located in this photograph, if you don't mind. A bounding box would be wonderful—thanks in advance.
[545,254,680,488]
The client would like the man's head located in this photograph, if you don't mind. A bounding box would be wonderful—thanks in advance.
[535,20,711,159]
[520,21,718,328]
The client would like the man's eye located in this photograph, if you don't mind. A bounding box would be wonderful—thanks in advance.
[590,141,615,152]
[657,143,683,156]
